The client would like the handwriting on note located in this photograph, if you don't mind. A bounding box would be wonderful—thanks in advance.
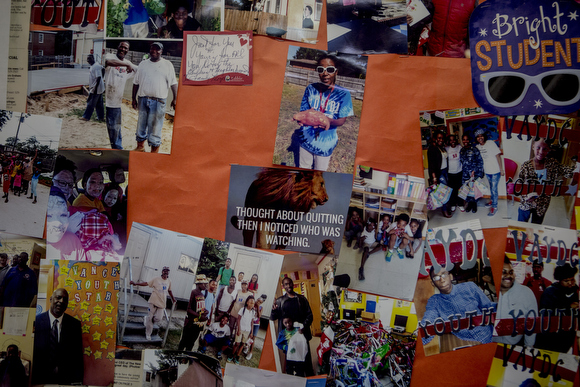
[183,32,253,85]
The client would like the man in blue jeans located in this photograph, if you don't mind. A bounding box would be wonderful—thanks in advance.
[104,41,137,149]
[81,54,104,122]
[132,42,178,153]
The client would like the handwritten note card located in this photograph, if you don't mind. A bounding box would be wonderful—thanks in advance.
[183,32,253,86]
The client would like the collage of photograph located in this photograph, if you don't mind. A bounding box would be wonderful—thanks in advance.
[1,0,580,385]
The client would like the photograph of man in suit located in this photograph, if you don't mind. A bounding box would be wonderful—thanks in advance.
[32,288,84,385]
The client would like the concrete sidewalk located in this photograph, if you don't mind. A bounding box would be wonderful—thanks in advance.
[0,183,49,238]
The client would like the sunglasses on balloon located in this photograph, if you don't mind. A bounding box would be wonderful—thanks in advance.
[479,69,580,108]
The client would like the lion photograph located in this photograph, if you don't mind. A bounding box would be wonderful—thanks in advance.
[225,166,353,255]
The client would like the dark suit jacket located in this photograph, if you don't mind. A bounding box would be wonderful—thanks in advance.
[32,311,84,385]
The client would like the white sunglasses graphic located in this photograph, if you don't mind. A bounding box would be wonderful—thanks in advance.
[479,69,580,108]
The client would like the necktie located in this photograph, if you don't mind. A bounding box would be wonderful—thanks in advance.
[50,319,59,375]
[50,319,58,351]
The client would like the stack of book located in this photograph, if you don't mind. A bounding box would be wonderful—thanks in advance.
[387,174,426,200]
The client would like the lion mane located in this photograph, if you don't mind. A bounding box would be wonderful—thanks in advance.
[247,169,328,212]
[238,169,329,249]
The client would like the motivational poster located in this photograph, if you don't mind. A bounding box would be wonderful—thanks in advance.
[183,32,253,85]
[224,165,353,255]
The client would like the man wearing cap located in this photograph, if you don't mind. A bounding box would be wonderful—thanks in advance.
[178,274,209,351]
[131,42,178,153]
[104,41,138,150]
[131,267,176,341]
[523,259,552,306]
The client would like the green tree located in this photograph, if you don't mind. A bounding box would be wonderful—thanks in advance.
[293,47,322,61]
[198,239,230,280]
[0,110,13,132]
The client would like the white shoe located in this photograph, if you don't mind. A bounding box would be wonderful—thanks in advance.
[246,352,253,360]
[451,206,456,212]
[459,206,465,212]
[146,334,152,341]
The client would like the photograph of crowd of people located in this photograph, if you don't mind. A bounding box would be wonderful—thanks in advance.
[46,150,129,261]
[0,233,47,386]
[420,108,508,229]
[106,0,222,39]
[335,165,426,300]
[503,223,579,354]
[273,46,367,174]
[414,220,496,356]
[501,114,580,229]
[0,111,62,238]
[327,0,407,54]
[193,237,284,370]
[0,232,44,309]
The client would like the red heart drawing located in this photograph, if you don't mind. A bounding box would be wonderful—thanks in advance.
[239,37,248,46]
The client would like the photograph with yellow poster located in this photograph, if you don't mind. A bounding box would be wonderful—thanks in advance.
[34,260,119,386]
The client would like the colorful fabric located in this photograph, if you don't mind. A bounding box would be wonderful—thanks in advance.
[72,194,106,212]
[75,210,113,250]
[276,327,299,353]
[518,158,575,217]
[298,83,354,157]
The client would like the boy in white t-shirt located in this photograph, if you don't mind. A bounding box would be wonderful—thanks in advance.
[199,314,231,359]
[357,219,385,281]
[385,213,414,261]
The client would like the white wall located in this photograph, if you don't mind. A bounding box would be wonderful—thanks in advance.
[123,223,204,300]
[227,244,284,319]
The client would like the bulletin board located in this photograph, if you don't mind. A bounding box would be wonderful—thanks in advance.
[122,12,510,386]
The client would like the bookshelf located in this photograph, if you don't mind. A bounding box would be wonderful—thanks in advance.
[350,188,427,222]
[351,169,428,222]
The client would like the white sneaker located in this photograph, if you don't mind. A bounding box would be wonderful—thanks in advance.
[246,352,253,360]
[459,206,465,212]
[451,206,456,212]
[146,334,152,341]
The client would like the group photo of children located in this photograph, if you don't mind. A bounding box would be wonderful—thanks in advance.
[335,166,426,301]
[191,238,284,368]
